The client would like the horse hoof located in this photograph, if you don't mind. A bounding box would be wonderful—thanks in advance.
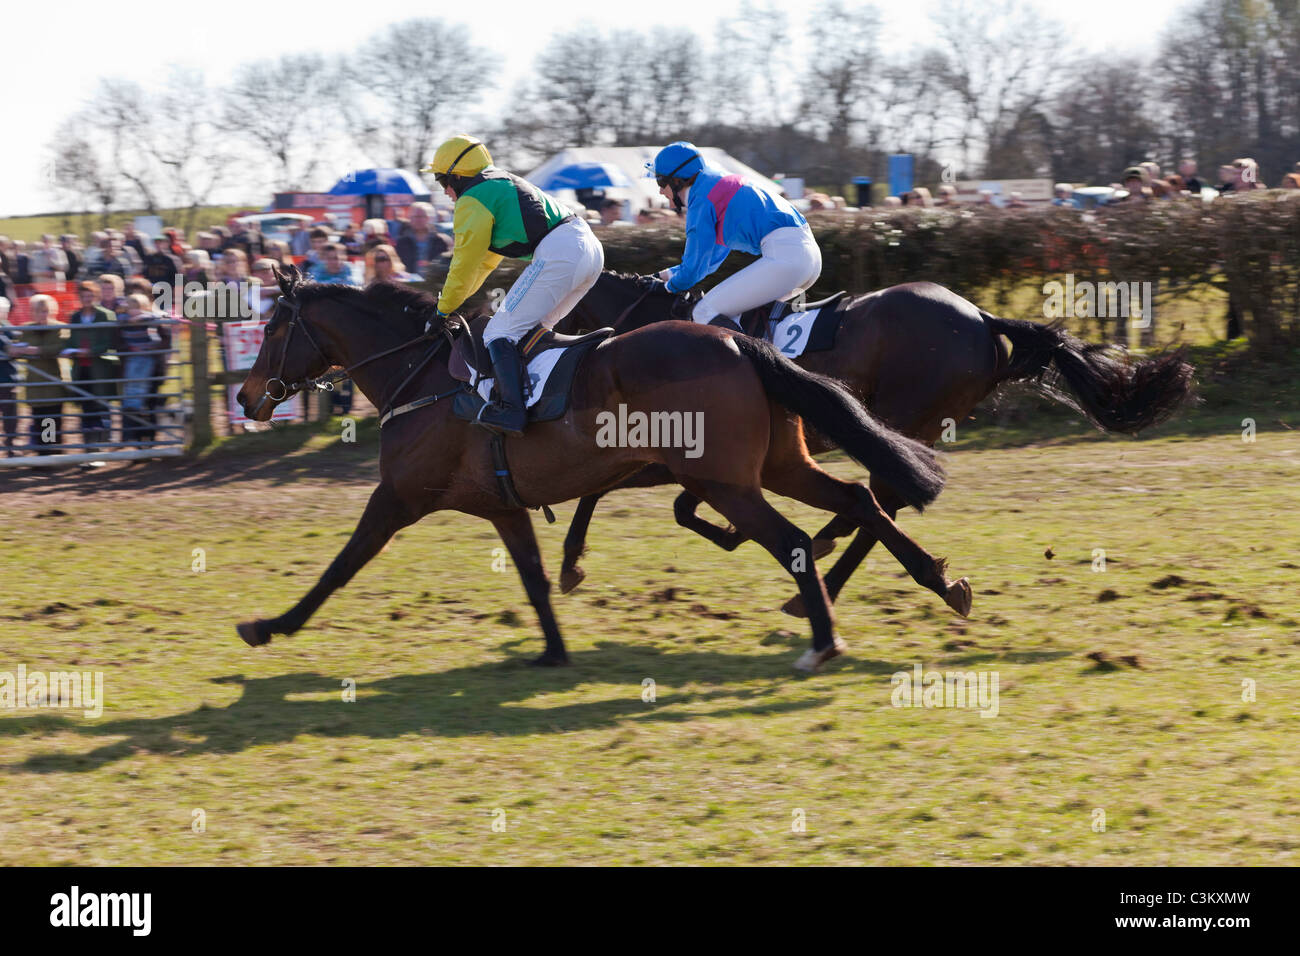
[559,565,585,595]
[793,636,848,673]
[812,538,837,560]
[781,594,808,618]
[237,620,272,647]
[529,651,571,667]
[944,577,973,618]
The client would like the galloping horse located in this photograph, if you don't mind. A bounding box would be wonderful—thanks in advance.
[555,273,1194,614]
[233,266,972,672]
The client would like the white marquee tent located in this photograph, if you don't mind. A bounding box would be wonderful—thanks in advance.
[526,146,785,219]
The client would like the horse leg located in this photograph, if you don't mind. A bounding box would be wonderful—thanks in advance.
[784,481,902,617]
[691,483,845,673]
[810,513,857,558]
[764,464,971,618]
[494,509,570,666]
[558,463,676,594]
[237,482,415,646]
[560,492,602,594]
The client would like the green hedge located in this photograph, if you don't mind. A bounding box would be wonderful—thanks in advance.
[450,195,1300,349]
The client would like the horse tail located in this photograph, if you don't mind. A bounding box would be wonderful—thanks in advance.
[732,334,945,512]
[984,314,1194,434]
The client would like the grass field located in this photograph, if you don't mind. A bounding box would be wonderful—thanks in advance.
[1,406,1297,865]
[0,206,251,244]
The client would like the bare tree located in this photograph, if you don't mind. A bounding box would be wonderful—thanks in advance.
[804,1,883,157]
[927,0,1070,176]
[222,53,348,191]
[341,19,487,172]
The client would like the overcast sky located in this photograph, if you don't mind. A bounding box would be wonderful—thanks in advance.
[1,0,1190,218]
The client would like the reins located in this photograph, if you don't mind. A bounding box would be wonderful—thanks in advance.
[253,294,464,423]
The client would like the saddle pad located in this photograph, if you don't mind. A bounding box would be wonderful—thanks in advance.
[476,347,566,409]
[767,308,824,358]
[456,335,606,425]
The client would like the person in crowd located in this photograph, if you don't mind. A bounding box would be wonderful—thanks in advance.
[1052,183,1078,207]
[59,235,82,281]
[394,202,450,278]
[363,244,416,285]
[1178,158,1202,194]
[183,250,211,286]
[142,235,182,287]
[360,219,391,252]
[246,259,282,318]
[262,239,291,267]
[339,223,363,256]
[0,297,19,455]
[163,228,187,259]
[1280,173,1300,190]
[121,223,147,261]
[80,232,108,276]
[647,140,818,336]
[595,197,633,227]
[66,280,119,448]
[13,294,68,453]
[226,220,265,260]
[9,240,34,292]
[215,248,249,286]
[308,243,354,284]
[424,133,604,436]
[288,224,312,258]
[1117,166,1151,202]
[883,195,904,207]
[116,293,166,445]
[98,274,127,317]
[98,235,135,278]
[1224,157,1265,192]
[0,237,13,279]
[302,227,330,269]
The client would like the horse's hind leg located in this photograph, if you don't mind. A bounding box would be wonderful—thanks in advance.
[689,482,845,673]
[674,492,837,558]
[237,482,416,646]
[495,509,569,666]
[783,480,902,617]
[765,463,971,618]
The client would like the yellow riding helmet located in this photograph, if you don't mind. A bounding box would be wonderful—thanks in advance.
[425,136,492,178]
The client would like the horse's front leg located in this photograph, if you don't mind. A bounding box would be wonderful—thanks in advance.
[237,482,416,646]
[494,509,569,666]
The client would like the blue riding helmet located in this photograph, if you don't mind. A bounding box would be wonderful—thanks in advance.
[646,142,704,185]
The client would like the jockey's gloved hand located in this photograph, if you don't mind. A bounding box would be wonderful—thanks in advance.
[425,309,448,336]
[641,276,669,295]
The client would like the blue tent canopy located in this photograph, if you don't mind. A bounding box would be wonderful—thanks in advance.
[532,161,632,192]
[328,168,430,197]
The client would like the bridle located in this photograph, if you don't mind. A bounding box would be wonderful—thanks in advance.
[251,293,459,421]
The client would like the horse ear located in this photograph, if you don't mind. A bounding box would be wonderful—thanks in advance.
[274,262,297,295]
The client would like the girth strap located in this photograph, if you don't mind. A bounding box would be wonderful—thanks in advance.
[489,432,556,523]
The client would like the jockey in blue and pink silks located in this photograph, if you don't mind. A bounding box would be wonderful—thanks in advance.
[648,141,823,332]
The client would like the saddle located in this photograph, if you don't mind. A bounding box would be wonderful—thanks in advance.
[737,290,851,340]
[450,315,614,424]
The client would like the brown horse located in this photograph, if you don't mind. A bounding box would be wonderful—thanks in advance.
[233,266,972,672]
[555,273,1194,613]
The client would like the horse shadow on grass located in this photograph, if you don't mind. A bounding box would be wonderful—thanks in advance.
[1,640,918,775]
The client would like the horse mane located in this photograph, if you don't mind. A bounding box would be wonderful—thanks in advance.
[290,278,440,337]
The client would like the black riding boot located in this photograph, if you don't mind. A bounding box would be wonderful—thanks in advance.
[477,338,528,438]
[707,315,744,333]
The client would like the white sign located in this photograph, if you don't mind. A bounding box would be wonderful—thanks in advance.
[223,320,302,425]
[953,179,1053,206]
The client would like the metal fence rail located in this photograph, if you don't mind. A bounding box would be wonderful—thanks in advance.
[0,318,185,467]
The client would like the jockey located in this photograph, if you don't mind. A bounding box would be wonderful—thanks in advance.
[649,141,822,332]
[425,135,605,437]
